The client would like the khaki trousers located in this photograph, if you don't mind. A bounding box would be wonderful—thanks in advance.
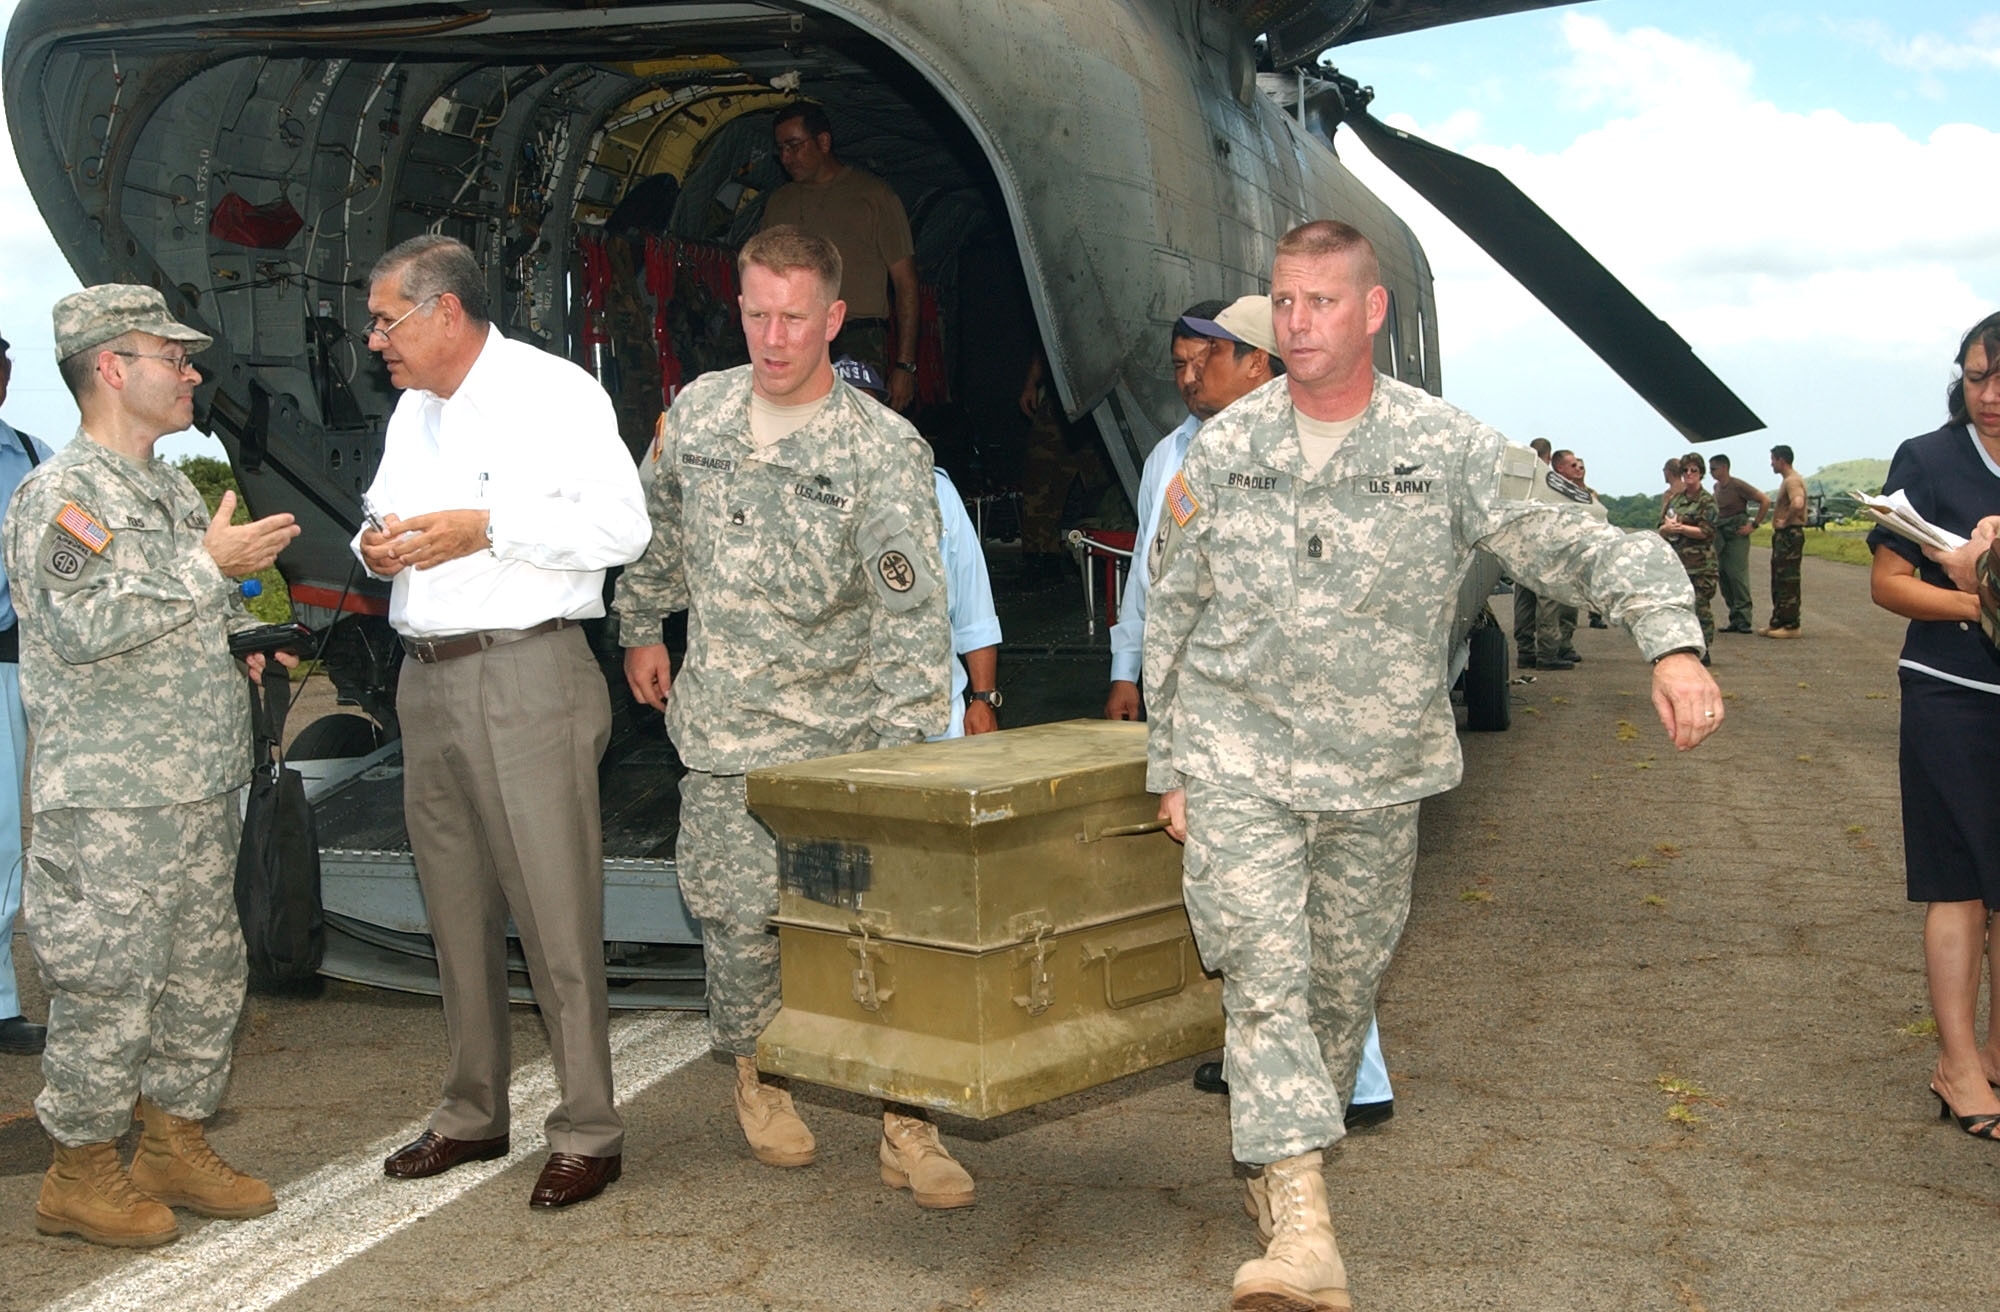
[398,625,621,1157]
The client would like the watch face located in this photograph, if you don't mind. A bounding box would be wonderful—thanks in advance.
[970,690,1002,708]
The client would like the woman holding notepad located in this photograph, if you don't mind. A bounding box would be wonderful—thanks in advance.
[1869,310,2000,1142]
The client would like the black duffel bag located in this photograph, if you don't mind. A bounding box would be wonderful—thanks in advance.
[235,674,325,992]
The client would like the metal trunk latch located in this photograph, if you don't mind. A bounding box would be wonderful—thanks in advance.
[847,923,894,1012]
[1013,922,1055,1016]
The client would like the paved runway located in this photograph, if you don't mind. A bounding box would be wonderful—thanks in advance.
[2,551,1995,1311]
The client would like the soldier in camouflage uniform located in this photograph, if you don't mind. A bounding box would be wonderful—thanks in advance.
[1144,222,1722,1311]
[617,227,963,1206]
[1660,453,1720,655]
[1,286,300,1247]
[1765,444,1808,635]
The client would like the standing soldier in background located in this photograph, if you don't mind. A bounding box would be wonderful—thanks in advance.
[1765,444,1808,637]
[1511,437,1556,667]
[5,286,299,1246]
[1706,453,1770,635]
[1660,453,1720,659]
[618,227,963,1206]
[761,103,920,411]
[1145,220,1720,1311]
[0,332,52,1058]
[1528,449,1607,670]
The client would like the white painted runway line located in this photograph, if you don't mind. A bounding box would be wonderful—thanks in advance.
[41,1013,712,1312]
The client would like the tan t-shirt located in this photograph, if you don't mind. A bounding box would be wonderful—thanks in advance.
[1294,410,1364,478]
[760,165,914,320]
[750,390,830,451]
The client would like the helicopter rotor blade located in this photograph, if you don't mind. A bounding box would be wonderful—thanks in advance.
[1344,109,1764,443]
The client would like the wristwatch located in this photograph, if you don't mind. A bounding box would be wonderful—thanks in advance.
[894,360,918,375]
[968,689,1003,708]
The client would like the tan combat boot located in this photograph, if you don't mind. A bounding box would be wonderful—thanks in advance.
[1230,1151,1350,1312]
[879,1110,974,1209]
[128,1096,277,1219]
[733,1055,816,1167]
[1244,1172,1273,1243]
[35,1140,179,1247]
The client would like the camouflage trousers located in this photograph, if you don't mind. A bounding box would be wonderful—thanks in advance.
[1180,777,1418,1165]
[1769,527,1804,630]
[24,792,247,1146]
[1683,565,1717,647]
[1535,597,1578,662]
[676,770,782,1057]
[1714,517,1754,629]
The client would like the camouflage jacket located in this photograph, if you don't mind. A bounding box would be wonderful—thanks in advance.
[2,433,256,810]
[615,367,950,772]
[1144,373,1701,811]
[1660,490,1719,573]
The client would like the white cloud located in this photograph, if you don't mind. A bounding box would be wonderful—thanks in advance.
[1857,14,2000,73]
[1339,12,2000,493]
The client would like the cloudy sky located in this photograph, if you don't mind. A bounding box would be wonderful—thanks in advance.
[0,2,1995,492]
[1332,0,2000,493]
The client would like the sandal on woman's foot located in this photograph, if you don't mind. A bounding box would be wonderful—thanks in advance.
[1934,1089,2000,1140]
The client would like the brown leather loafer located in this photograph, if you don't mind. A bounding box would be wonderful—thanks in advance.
[383,1130,510,1179]
[529,1152,621,1209]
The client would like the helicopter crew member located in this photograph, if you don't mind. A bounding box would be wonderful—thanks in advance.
[618,227,964,1207]
[1144,221,1721,1311]
[356,235,651,1210]
[762,102,921,413]
[0,332,52,1059]
[1660,453,1720,655]
[5,285,300,1246]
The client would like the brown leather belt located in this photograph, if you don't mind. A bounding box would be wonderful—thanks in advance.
[399,617,572,664]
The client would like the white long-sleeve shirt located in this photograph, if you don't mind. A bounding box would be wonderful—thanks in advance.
[1108,413,1199,684]
[354,327,650,636]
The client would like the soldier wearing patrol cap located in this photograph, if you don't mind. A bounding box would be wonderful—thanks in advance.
[616,226,963,1206]
[1,284,300,1247]
[1144,220,1722,1311]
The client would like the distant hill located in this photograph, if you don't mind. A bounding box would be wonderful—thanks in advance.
[1805,458,1890,499]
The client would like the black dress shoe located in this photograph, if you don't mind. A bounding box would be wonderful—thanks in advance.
[1345,1099,1395,1130]
[1558,650,1583,664]
[1193,1061,1228,1095]
[1537,657,1575,671]
[384,1129,510,1179]
[0,1015,46,1055]
[530,1152,621,1208]
[1588,615,1608,629]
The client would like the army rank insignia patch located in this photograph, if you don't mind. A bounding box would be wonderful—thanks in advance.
[1165,471,1200,527]
[55,502,112,553]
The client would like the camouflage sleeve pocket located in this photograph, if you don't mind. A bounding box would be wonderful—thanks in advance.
[856,511,940,614]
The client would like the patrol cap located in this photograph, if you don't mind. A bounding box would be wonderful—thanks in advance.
[1178,294,1278,357]
[833,355,886,396]
[53,284,213,361]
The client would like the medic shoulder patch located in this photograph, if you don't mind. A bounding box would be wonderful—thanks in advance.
[1165,471,1200,527]
[54,502,112,553]
[877,549,916,593]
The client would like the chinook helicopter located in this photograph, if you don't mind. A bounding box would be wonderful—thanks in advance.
[3,0,1760,1002]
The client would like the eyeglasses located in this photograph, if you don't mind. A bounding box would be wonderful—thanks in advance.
[111,350,196,373]
[363,294,439,342]
[775,134,815,156]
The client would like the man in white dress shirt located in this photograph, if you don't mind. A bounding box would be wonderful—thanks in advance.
[354,235,650,1210]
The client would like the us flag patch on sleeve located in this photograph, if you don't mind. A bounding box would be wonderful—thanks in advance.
[54,503,112,553]
[1165,472,1200,527]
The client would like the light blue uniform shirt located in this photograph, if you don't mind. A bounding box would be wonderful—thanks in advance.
[0,419,52,629]
[1108,413,1200,684]
[932,468,1002,740]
